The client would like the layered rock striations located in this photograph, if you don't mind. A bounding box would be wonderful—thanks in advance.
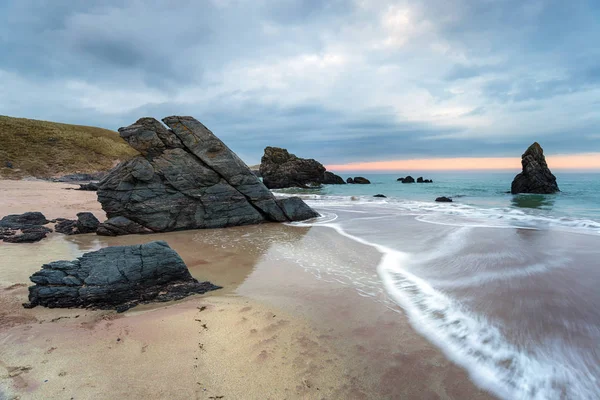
[24,241,220,312]
[511,142,559,194]
[259,147,345,188]
[97,117,318,235]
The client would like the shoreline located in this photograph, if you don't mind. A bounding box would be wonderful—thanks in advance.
[0,180,494,399]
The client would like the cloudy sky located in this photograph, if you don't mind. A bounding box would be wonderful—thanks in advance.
[1,0,599,168]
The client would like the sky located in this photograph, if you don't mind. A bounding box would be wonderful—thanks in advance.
[0,0,599,169]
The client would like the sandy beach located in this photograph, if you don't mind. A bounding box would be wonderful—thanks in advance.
[0,180,493,399]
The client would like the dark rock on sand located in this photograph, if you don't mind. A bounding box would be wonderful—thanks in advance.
[5,161,13,169]
[0,212,49,229]
[24,241,220,312]
[347,177,354,184]
[54,172,108,183]
[374,194,387,198]
[97,117,318,235]
[511,142,559,194]
[55,212,100,235]
[3,226,52,243]
[77,182,99,191]
[435,196,453,203]
[259,147,344,188]
[323,171,346,185]
[352,177,371,184]
[276,197,319,221]
[0,212,51,243]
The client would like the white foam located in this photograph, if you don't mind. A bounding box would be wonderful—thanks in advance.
[291,216,598,400]
[297,194,600,236]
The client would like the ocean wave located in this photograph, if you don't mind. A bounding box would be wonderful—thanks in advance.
[292,217,598,400]
[280,193,600,236]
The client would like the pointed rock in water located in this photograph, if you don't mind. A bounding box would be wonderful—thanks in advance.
[97,117,318,235]
[511,142,559,194]
[24,241,220,312]
[259,146,345,188]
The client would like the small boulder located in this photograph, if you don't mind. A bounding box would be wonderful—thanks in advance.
[347,177,355,184]
[435,196,453,203]
[373,194,387,198]
[417,177,424,183]
[24,241,221,312]
[77,212,100,233]
[511,142,559,194]
[353,177,371,184]
[399,176,415,183]
[0,212,51,243]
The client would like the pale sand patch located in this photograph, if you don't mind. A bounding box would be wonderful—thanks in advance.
[0,295,350,400]
[0,180,105,221]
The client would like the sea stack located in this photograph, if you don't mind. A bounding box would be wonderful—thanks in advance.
[511,142,559,194]
[96,116,318,235]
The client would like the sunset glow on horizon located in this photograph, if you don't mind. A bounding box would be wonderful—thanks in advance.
[326,153,600,172]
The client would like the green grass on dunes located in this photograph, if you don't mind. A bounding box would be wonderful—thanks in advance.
[0,115,138,179]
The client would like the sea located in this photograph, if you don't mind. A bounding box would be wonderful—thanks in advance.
[277,171,600,400]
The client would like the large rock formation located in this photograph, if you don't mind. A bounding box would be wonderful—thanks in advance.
[97,117,318,235]
[511,142,559,194]
[24,241,220,312]
[259,147,345,188]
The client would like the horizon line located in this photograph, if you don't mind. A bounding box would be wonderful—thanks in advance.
[325,153,600,172]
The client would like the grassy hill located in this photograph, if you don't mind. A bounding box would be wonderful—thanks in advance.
[0,115,138,179]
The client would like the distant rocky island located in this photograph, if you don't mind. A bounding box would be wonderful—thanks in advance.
[96,117,318,235]
[511,142,559,194]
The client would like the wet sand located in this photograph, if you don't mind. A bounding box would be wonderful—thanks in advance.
[0,181,494,399]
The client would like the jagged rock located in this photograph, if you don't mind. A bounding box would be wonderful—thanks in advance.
[0,212,49,229]
[97,118,316,233]
[347,177,354,184]
[77,182,99,191]
[398,176,415,183]
[352,177,370,184]
[259,147,344,188]
[24,241,220,312]
[435,196,453,203]
[511,142,559,194]
[373,194,387,198]
[56,213,100,235]
[323,171,346,185]
[96,117,318,235]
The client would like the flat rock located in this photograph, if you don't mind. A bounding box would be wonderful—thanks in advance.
[511,142,559,194]
[55,212,100,235]
[97,117,318,235]
[0,212,51,243]
[24,241,220,312]
[435,196,453,203]
[259,147,345,188]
